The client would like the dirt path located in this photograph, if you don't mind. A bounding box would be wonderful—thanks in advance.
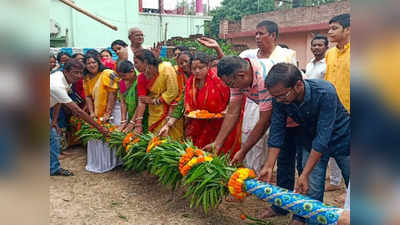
[50,146,346,225]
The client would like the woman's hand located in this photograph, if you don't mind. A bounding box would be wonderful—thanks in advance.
[158,125,170,137]
[133,125,143,135]
[117,121,127,131]
[122,122,135,133]
[139,96,153,104]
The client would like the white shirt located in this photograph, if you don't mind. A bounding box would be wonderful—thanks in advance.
[127,46,135,64]
[50,70,73,108]
[305,57,326,79]
[239,46,297,66]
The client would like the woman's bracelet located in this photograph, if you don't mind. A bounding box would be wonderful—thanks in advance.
[135,117,143,121]
[121,120,127,123]
[152,98,161,105]
[129,120,135,124]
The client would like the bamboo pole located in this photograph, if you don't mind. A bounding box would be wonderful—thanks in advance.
[58,0,118,31]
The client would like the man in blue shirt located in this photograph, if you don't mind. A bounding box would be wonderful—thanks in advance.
[258,63,350,225]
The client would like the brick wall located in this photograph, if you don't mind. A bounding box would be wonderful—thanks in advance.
[241,0,350,32]
[220,0,350,36]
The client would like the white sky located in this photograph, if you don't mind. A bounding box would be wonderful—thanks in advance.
[143,0,222,10]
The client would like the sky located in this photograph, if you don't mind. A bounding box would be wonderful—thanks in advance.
[143,0,223,10]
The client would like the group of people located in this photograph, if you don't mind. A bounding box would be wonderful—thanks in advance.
[50,13,350,225]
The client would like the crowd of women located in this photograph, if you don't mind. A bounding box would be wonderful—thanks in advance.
[50,36,243,174]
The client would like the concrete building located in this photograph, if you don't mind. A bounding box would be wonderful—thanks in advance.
[219,0,350,69]
[50,0,212,48]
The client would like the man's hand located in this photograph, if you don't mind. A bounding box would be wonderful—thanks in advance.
[51,122,62,135]
[257,166,273,183]
[139,96,153,104]
[150,42,162,58]
[230,149,247,165]
[294,174,310,194]
[197,37,220,49]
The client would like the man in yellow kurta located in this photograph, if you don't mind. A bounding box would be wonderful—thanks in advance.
[325,13,351,112]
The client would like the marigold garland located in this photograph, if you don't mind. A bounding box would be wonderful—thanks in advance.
[146,136,166,153]
[228,168,256,200]
[180,155,213,176]
[178,147,205,175]
[122,133,134,149]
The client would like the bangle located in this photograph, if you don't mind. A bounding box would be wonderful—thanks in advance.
[129,120,135,124]
[121,120,127,123]
[135,117,143,121]
[152,98,161,105]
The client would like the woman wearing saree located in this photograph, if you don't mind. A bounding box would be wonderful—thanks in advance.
[184,52,241,158]
[83,54,121,173]
[158,51,193,137]
[136,49,183,140]
[116,60,149,133]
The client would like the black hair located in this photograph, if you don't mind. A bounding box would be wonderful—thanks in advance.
[64,58,85,72]
[173,46,190,53]
[117,60,135,73]
[209,55,217,62]
[192,52,209,65]
[135,49,162,67]
[217,56,249,78]
[329,13,350,28]
[177,50,193,63]
[72,53,84,58]
[111,39,128,49]
[86,49,100,59]
[265,63,303,89]
[278,44,289,49]
[56,52,71,63]
[83,54,106,75]
[256,20,279,40]
[311,34,329,46]
[100,49,113,57]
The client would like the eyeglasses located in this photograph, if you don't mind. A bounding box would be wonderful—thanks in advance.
[274,89,293,100]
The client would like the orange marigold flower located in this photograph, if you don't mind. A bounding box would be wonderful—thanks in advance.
[240,214,246,220]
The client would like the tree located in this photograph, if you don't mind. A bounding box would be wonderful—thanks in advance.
[206,0,342,38]
[207,0,275,38]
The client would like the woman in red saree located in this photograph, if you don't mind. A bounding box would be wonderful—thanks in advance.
[184,52,241,158]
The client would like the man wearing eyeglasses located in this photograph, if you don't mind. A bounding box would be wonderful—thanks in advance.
[258,63,350,225]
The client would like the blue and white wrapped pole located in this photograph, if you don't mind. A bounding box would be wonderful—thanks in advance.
[244,179,343,225]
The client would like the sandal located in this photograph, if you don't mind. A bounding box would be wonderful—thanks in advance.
[51,168,74,176]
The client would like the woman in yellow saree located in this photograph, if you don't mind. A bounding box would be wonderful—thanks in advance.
[83,54,121,173]
[136,49,183,140]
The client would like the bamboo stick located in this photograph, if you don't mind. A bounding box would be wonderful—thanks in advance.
[58,0,118,31]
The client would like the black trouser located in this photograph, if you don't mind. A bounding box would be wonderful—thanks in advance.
[271,126,303,215]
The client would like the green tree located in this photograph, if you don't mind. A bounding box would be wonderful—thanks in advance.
[207,0,275,38]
